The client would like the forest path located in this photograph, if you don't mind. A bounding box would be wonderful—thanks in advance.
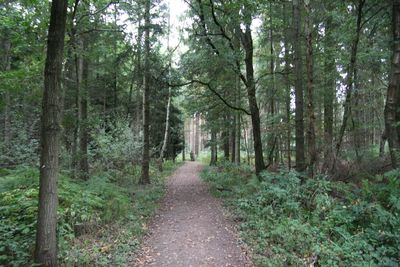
[133,161,253,267]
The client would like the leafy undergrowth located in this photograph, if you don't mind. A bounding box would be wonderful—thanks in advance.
[0,160,181,266]
[201,162,400,266]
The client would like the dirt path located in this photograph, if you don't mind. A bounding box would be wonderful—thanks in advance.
[134,161,253,267]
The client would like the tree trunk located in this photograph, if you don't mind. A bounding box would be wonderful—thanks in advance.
[195,113,200,156]
[182,125,186,161]
[159,86,171,171]
[210,128,217,166]
[79,36,89,179]
[230,117,236,162]
[113,3,118,111]
[380,129,388,158]
[267,7,276,167]
[323,8,335,171]
[72,38,82,177]
[235,112,241,164]
[222,128,229,160]
[385,0,400,168]
[293,0,306,172]
[1,37,11,157]
[135,19,142,133]
[283,2,291,170]
[140,0,151,185]
[305,0,316,176]
[334,0,365,162]
[241,24,265,175]
[34,0,68,265]
[233,28,241,165]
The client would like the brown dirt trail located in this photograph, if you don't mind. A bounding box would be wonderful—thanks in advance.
[133,161,253,267]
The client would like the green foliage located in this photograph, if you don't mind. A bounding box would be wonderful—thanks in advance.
[62,160,181,266]
[202,163,400,266]
[90,118,142,169]
[0,161,180,266]
[0,168,103,265]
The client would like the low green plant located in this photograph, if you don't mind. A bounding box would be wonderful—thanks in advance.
[201,163,400,266]
[0,168,103,266]
[0,160,181,266]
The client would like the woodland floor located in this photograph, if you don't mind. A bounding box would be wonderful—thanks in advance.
[132,161,253,267]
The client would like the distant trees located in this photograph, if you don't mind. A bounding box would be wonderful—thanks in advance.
[0,0,184,263]
[181,0,392,175]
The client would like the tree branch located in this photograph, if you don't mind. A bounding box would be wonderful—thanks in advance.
[168,79,251,115]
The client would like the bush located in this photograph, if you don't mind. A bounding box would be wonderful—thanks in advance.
[0,167,126,265]
[201,163,400,266]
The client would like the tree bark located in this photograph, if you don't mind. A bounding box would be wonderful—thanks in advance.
[293,0,306,172]
[1,37,11,157]
[140,0,151,185]
[182,125,186,161]
[159,86,171,171]
[230,117,236,162]
[385,0,400,168]
[267,6,276,167]
[79,36,89,179]
[334,0,365,162]
[235,111,241,164]
[305,0,316,176]
[210,128,217,166]
[195,112,200,156]
[135,19,142,133]
[222,127,229,160]
[72,37,82,177]
[323,7,335,171]
[34,0,68,265]
[240,24,266,175]
[283,2,292,170]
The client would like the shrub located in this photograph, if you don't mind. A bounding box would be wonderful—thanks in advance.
[201,163,400,266]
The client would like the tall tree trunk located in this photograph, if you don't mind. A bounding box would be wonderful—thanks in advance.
[235,111,241,164]
[113,3,118,111]
[234,28,241,165]
[323,7,335,171]
[159,86,171,171]
[385,0,400,168]
[195,113,200,156]
[182,125,186,161]
[140,0,151,185]
[267,6,276,167]
[34,0,68,265]
[79,36,89,179]
[159,8,172,172]
[1,37,11,157]
[72,38,82,177]
[241,24,265,175]
[305,0,316,176]
[293,0,306,172]
[230,117,236,162]
[210,128,217,166]
[135,19,142,133]
[351,67,362,161]
[283,2,292,170]
[334,0,365,162]
[380,129,388,158]
[222,127,229,160]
